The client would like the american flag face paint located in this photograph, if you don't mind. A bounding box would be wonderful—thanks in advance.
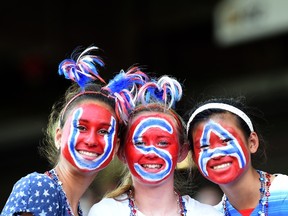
[125,113,180,184]
[192,116,250,184]
[61,102,117,172]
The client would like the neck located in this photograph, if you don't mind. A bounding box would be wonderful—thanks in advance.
[128,187,185,216]
[222,169,271,216]
[54,165,97,214]
[221,168,260,209]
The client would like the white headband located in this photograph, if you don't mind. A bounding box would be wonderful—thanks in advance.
[186,102,254,133]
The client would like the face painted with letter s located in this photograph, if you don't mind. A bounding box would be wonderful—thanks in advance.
[124,112,180,184]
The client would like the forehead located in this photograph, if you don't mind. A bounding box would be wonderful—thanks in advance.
[130,111,177,127]
[197,112,240,129]
[71,99,115,116]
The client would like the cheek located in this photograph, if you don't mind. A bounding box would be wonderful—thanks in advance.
[192,150,201,168]
[60,124,73,147]
[169,145,180,160]
[192,141,202,165]
[192,129,202,155]
[241,142,251,164]
[233,134,250,161]
[125,143,139,161]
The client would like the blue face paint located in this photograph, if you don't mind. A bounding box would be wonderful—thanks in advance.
[199,120,246,176]
[131,117,174,182]
[68,108,116,171]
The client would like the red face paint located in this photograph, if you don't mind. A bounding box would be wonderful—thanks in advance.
[60,101,118,172]
[124,112,180,184]
[192,115,250,184]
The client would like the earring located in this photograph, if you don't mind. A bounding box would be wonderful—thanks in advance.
[55,142,61,150]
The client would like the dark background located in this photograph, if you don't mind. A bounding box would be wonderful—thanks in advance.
[1,0,288,212]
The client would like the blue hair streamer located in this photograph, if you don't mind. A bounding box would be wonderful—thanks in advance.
[58,46,105,90]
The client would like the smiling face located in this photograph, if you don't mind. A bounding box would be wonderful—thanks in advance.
[191,113,251,184]
[58,100,118,172]
[124,112,180,184]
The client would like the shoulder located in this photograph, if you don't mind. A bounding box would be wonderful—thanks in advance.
[214,197,225,213]
[273,173,288,180]
[183,195,222,215]
[271,173,288,190]
[267,173,288,213]
[270,173,288,197]
[88,194,130,216]
[1,171,62,216]
[14,171,59,194]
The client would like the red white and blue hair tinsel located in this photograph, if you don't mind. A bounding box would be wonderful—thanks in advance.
[58,46,106,90]
[137,75,183,110]
[103,66,150,124]
[58,46,150,124]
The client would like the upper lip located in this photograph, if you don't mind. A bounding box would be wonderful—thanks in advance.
[208,156,232,168]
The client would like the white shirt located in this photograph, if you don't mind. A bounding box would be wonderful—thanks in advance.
[88,193,222,216]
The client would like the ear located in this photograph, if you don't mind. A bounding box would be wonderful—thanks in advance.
[55,127,62,150]
[248,131,259,153]
[177,142,190,163]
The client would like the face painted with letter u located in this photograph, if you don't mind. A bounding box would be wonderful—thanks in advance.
[60,102,117,172]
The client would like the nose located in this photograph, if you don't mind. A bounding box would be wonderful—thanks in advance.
[143,141,159,158]
[85,131,98,146]
[209,141,224,149]
[145,152,158,159]
[208,133,226,149]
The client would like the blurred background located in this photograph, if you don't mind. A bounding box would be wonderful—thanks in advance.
[2,0,288,214]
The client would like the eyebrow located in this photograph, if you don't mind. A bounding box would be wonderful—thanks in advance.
[78,118,112,126]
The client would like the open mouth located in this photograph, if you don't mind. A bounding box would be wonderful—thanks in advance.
[212,162,231,170]
[78,150,100,159]
[141,164,162,169]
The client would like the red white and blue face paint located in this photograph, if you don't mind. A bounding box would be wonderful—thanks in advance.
[61,102,117,172]
[125,113,179,184]
[193,116,250,184]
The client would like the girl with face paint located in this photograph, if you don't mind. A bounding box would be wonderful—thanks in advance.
[186,96,288,216]
[1,46,149,216]
[88,76,222,216]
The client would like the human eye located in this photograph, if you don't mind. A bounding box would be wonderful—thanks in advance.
[98,129,109,135]
[134,138,144,146]
[72,120,87,131]
[222,138,232,144]
[158,140,169,147]
[76,125,87,131]
[200,144,209,150]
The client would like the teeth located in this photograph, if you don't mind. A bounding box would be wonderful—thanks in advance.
[78,150,99,157]
[142,164,162,169]
[213,163,231,170]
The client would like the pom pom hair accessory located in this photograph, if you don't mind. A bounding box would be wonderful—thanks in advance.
[103,66,150,124]
[58,46,150,125]
[137,75,183,110]
[58,46,106,90]
[120,75,184,128]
